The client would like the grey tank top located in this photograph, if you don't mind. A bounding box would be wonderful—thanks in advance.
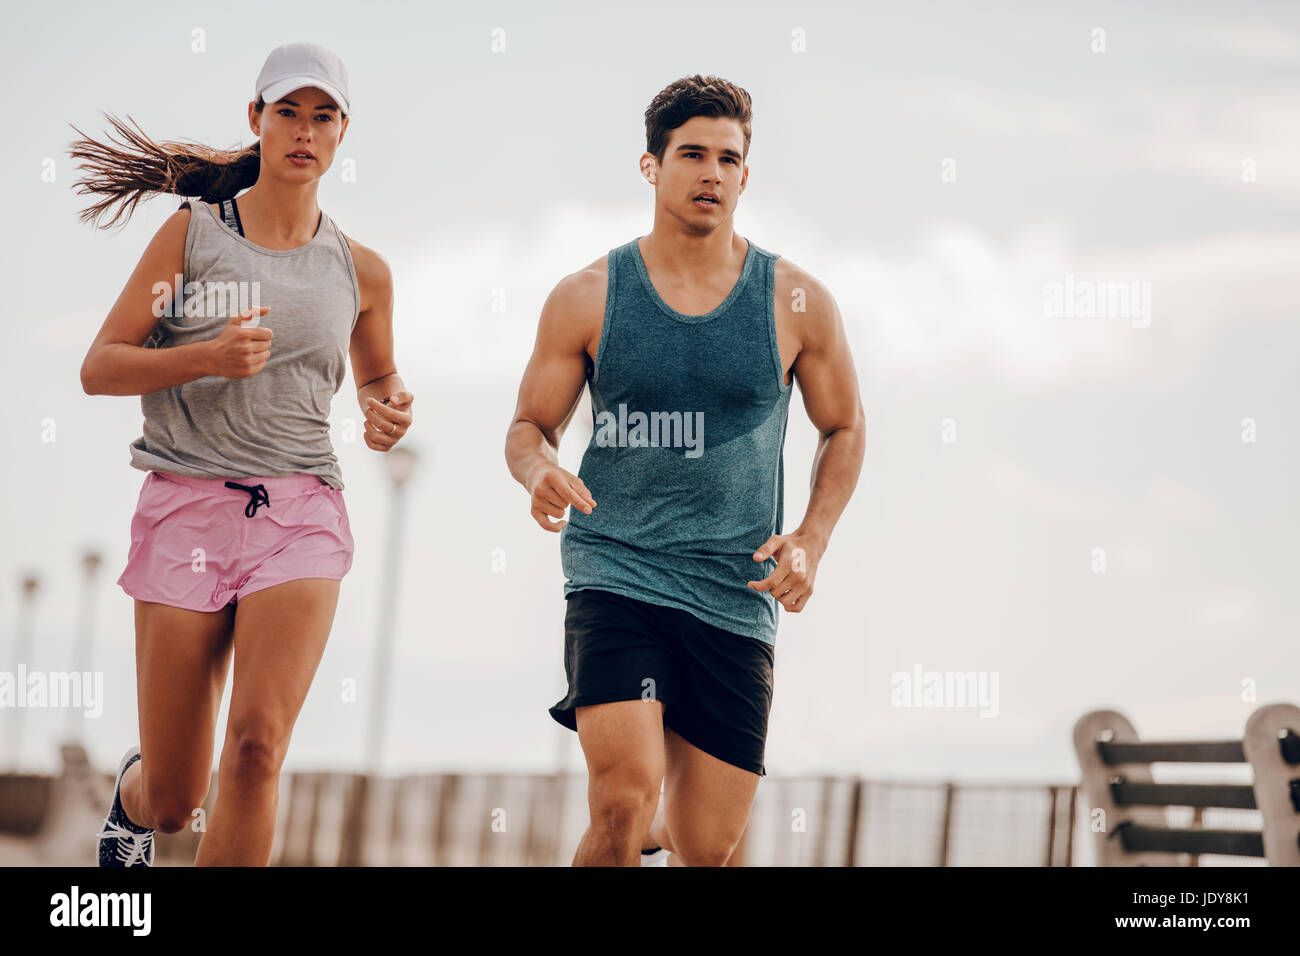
[128,198,361,489]
[560,237,793,645]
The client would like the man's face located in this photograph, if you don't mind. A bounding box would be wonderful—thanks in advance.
[642,115,748,234]
[250,86,348,181]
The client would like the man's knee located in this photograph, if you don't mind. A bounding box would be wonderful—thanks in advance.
[666,799,749,867]
[588,768,660,837]
[669,831,741,867]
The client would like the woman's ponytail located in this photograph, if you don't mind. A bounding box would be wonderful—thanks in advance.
[69,103,265,229]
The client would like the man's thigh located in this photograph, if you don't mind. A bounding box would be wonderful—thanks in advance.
[663,725,760,863]
[575,698,667,783]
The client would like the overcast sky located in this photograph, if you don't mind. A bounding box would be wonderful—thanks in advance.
[1,0,1297,785]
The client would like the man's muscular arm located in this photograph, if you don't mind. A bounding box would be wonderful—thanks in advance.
[748,263,866,612]
[787,270,866,550]
[505,263,603,531]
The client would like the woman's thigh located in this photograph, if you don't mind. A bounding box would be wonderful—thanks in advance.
[134,598,237,798]
[221,578,341,758]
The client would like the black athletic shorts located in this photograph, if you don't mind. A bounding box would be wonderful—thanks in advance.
[548,587,776,776]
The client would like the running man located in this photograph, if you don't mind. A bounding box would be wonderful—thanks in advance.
[505,75,865,866]
[74,42,413,865]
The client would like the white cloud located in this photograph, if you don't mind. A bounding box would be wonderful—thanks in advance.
[1146,475,1220,531]
[1178,21,1300,61]
[1195,589,1260,631]
[385,198,1300,397]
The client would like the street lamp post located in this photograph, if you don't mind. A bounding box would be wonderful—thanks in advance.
[365,445,419,776]
[65,551,103,740]
[6,574,41,772]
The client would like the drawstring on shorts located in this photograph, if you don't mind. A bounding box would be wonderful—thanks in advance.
[224,481,271,518]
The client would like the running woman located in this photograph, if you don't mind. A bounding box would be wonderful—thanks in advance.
[505,75,865,866]
[74,42,413,866]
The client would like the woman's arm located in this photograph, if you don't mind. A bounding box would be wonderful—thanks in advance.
[345,237,412,451]
[81,208,203,395]
[80,208,272,395]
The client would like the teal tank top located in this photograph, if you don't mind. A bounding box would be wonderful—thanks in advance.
[560,236,794,645]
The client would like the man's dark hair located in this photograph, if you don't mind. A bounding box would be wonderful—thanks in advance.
[644,75,752,165]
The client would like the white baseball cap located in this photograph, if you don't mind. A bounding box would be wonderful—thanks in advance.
[254,42,351,116]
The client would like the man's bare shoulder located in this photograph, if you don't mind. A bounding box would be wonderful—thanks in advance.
[774,256,835,317]
[539,253,609,351]
[549,253,608,312]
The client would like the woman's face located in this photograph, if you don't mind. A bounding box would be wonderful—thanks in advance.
[251,85,348,181]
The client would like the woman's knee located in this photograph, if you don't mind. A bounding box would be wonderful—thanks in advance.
[223,717,289,788]
[140,767,209,834]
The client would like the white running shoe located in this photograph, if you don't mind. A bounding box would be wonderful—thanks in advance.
[640,846,670,867]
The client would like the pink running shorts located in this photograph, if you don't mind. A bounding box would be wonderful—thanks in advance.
[117,470,355,612]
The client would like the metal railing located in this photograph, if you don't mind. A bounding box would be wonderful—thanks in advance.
[1,766,1089,866]
[165,772,1082,866]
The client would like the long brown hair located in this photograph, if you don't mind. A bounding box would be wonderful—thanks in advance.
[68,97,268,229]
